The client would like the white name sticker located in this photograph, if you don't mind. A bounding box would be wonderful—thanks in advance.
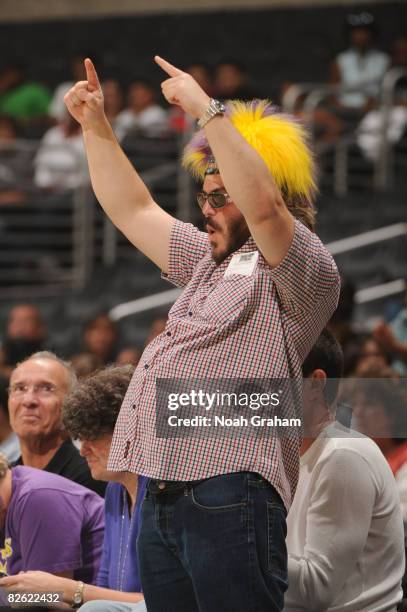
[224,251,259,277]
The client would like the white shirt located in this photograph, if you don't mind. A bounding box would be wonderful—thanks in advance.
[34,125,88,190]
[285,423,404,612]
[395,461,407,524]
[357,106,407,161]
[115,105,169,140]
[337,48,390,107]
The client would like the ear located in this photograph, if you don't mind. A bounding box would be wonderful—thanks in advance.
[310,369,327,386]
[308,369,327,399]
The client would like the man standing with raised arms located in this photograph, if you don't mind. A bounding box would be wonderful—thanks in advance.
[65,57,340,612]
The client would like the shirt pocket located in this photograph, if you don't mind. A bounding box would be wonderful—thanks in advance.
[196,274,255,326]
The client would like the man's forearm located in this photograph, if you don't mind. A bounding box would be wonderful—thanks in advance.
[82,119,153,230]
[204,115,283,224]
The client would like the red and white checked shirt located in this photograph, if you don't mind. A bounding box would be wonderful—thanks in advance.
[108,218,340,509]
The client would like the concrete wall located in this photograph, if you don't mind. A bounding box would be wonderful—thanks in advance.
[0,0,390,23]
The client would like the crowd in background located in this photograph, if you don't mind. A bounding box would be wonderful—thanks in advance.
[0,10,406,609]
[0,12,406,201]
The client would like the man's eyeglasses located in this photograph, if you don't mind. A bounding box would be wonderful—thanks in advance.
[196,190,232,210]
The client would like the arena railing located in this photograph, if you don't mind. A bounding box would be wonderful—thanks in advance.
[0,138,92,299]
[108,222,407,322]
[0,133,186,294]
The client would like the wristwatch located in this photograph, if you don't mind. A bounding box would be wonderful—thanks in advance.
[198,98,226,128]
[72,581,85,608]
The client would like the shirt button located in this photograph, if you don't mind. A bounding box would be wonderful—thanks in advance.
[144,364,149,369]
[132,403,137,409]
[166,331,171,337]
[124,440,131,459]
[158,482,166,490]
[188,311,193,316]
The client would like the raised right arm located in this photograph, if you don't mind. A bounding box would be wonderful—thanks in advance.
[64,59,174,272]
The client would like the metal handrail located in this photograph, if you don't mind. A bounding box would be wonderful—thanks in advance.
[327,223,407,255]
[108,223,407,320]
[282,78,384,116]
[355,279,406,304]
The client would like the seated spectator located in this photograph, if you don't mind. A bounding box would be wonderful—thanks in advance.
[116,79,168,139]
[34,112,88,191]
[213,59,261,101]
[70,352,104,379]
[49,53,88,122]
[102,79,125,140]
[284,329,404,611]
[357,37,407,161]
[0,453,104,583]
[374,288,407,376]
[352,376,407,522]
[280,82,343,144]
[169,63,214,133]
[9,351,106,496]
[0,61,51,126]
[0,374,19,462]
[0,304,47,377]
[0,114,34,205]
[344,332,389,376]
[78,313,119,365]
[116,347,141,367]
[330,13,390,113]
[0,365,147,611]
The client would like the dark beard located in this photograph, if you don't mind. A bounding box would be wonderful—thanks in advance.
[209,217,251,265]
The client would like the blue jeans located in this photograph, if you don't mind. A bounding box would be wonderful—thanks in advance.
[137,472,288,612]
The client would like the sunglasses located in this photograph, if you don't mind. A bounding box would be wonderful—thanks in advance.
[196,190,232,210]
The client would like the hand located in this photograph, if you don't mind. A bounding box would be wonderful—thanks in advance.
[373,322,397,352]
[0,571,65,593]
[155,55,210,120]
[64,58,105,129]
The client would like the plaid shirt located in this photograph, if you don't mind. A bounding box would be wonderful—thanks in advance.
[108,219,340,509]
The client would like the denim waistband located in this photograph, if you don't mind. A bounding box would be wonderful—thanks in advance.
[147,478,204,495]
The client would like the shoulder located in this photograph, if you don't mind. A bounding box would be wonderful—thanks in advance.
[370,49,390,62]
[316,428,391,481]
[336,49,353,63]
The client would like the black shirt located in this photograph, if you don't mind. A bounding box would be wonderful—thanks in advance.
[13,439,106,498]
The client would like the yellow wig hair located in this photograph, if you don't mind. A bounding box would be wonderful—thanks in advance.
[182,100,317,228]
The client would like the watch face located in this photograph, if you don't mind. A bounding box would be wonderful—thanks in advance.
[214,100,226,113]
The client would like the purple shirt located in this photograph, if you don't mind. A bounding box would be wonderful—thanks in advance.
[1,466,104,582]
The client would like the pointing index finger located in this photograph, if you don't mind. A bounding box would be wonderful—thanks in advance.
[84,58,101,91]
[154,55,184,77]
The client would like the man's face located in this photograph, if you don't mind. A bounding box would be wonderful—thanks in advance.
[7,305,44,341]
[84,315,117,360]
[80,434,113,481]
[350,27,373,52]
[8,358,69,443]
[201,174,250,265]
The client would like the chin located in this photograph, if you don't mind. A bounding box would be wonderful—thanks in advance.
[89,468,104,481]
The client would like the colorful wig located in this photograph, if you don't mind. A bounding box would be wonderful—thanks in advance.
[182,99,317,230]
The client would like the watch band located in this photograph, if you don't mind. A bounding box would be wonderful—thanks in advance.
[72,581,85,608]
[197,99,226,129]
